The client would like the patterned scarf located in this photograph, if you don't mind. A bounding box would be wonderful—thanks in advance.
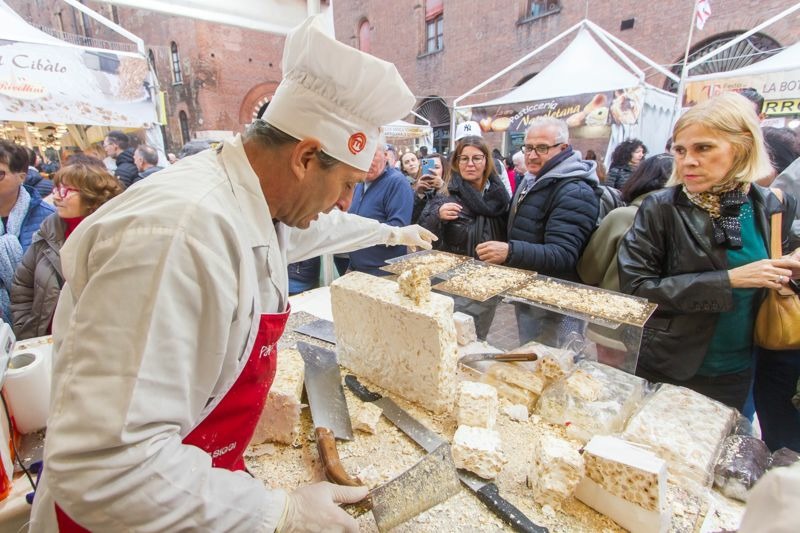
[683,181,750,250]
[0,186,31,321]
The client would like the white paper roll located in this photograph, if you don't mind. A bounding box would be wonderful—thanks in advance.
[3,348,51,434]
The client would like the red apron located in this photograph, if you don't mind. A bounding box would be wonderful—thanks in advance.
[55,306,291,531]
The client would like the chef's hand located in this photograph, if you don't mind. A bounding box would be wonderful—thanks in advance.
[386,224,437,251]
[476,241,509,264]
[277,482,367,533]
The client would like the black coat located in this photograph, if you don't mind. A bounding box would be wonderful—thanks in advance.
[618,185,800,380]
[418,173,509,258]
[114,148,139,188]
[505,149,600,281]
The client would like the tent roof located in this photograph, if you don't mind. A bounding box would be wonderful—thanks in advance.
[687,40,800,82]
[96,0,332,35]
[0,1,80,46]
[463,28,641,108]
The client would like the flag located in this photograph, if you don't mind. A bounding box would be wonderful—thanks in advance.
[695,0,712,30]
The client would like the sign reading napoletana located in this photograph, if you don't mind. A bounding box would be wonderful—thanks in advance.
[0,39,157,127]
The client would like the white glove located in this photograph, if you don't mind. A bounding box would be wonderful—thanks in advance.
[276,482,368,533]
[385,224,438,251]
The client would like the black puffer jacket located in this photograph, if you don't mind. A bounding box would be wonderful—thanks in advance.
[505,148,600,281]
[618,185,800,381]
[114,148,139,188]
[418,172,509,258]
[606,164,633,190]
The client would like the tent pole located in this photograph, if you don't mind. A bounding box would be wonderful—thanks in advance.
[452,19,586,108]
[584,20,679,83]
[673,1,699,120]
[686,1,800,71]
[584,22,646,82]
[61,0,145,54]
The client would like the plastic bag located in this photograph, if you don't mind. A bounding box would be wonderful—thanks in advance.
[713,435,770,501]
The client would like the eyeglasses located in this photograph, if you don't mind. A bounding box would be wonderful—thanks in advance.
[457,155,486,165]
[54,184,80,198]
[521,143,562,155]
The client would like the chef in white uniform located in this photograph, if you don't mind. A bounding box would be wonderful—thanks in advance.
[30,16,433,533]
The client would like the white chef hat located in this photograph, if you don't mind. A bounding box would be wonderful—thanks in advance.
[263,16,416,172]
[455,120,482,141]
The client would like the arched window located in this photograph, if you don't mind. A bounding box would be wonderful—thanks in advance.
[664,32,781,92]
[179,111,190,144]
[148,49,157,77]
[171,42,183,85]
[415,96,450,154]
[358,19,371,53]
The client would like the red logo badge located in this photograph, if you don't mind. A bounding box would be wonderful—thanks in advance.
[348,132,367,155]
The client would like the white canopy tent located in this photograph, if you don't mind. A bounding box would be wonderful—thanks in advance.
[94,0,333,35]
[1,0,163,156]
[454,20,679,165]
[684,40,800,116]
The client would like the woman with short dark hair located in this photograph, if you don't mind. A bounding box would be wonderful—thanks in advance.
[607,138,647,189]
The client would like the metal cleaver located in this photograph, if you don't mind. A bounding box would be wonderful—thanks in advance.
[297,341,354,487]
[294,319,336,345]
[345,375,550,533]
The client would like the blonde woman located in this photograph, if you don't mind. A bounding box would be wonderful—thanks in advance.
[11,162,123,339]
[618,92,800,410]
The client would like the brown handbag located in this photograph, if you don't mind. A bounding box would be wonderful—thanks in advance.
[754,189,800,350]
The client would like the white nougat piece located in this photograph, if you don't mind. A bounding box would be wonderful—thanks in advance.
[457,381,498,429]
[622,384,736,490]
[453,312,477,346]
[250,348,304,446]
[529,433,585,510]
[452,425,506,479]
[575,436,670,533]
[398,267,431,305]
[353,401,383,434]
[331,272,459,414]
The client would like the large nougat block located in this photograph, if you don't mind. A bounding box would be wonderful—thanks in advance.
[331,272,459,414]
[452,425,506,479]
[457,381,498,429]
[622,384,736,491]
[575,436,670,533]
[250,348,304,445]
[537,361,647,443]
[529,433,585,510]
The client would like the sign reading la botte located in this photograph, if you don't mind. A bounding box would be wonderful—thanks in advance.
[456,87,644,140]
[684,68,800,116]
[0,40,157,127]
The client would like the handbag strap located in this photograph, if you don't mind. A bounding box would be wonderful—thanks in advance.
[768,188,783,260]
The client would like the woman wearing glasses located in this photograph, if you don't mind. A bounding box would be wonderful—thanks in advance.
[0,140,55,324]
[418,136,510,338]
[10,162,123,339]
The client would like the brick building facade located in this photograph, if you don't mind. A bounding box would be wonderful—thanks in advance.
[4,0,797,155]
[335,0,797,154]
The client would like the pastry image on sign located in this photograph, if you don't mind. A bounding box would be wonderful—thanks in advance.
[585,106,609,126]
[610,88,642,125]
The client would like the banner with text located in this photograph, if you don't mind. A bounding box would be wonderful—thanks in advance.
[0,40,157,127]
[684,67,800,115]
[455,88,645,140]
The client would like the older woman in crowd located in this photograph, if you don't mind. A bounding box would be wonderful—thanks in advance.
[578,154,673,291]
[0,140,55,324]
[607,138,647,189]
[10,163,123,339]
[618,92,800,411]
[418,136,509,257]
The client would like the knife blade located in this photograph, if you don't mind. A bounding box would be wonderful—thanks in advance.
[345,375,549,533]
[297,341,353,441]
[458,351,539,366]
[294,319,336,345]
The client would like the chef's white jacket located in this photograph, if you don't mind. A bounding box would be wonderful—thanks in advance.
[30,135,402,532]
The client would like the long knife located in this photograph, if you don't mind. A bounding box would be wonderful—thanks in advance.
[345,375,549,533]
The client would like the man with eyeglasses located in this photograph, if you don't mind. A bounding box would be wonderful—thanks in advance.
[31,17,434,533]
[477,116,599,343]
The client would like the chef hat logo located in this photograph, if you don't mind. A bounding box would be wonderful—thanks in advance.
[455,121,482,141]
[262,16,415,171]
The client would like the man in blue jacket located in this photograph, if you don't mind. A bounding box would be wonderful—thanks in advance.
[346,141,414,276]
[477,117,599,344]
